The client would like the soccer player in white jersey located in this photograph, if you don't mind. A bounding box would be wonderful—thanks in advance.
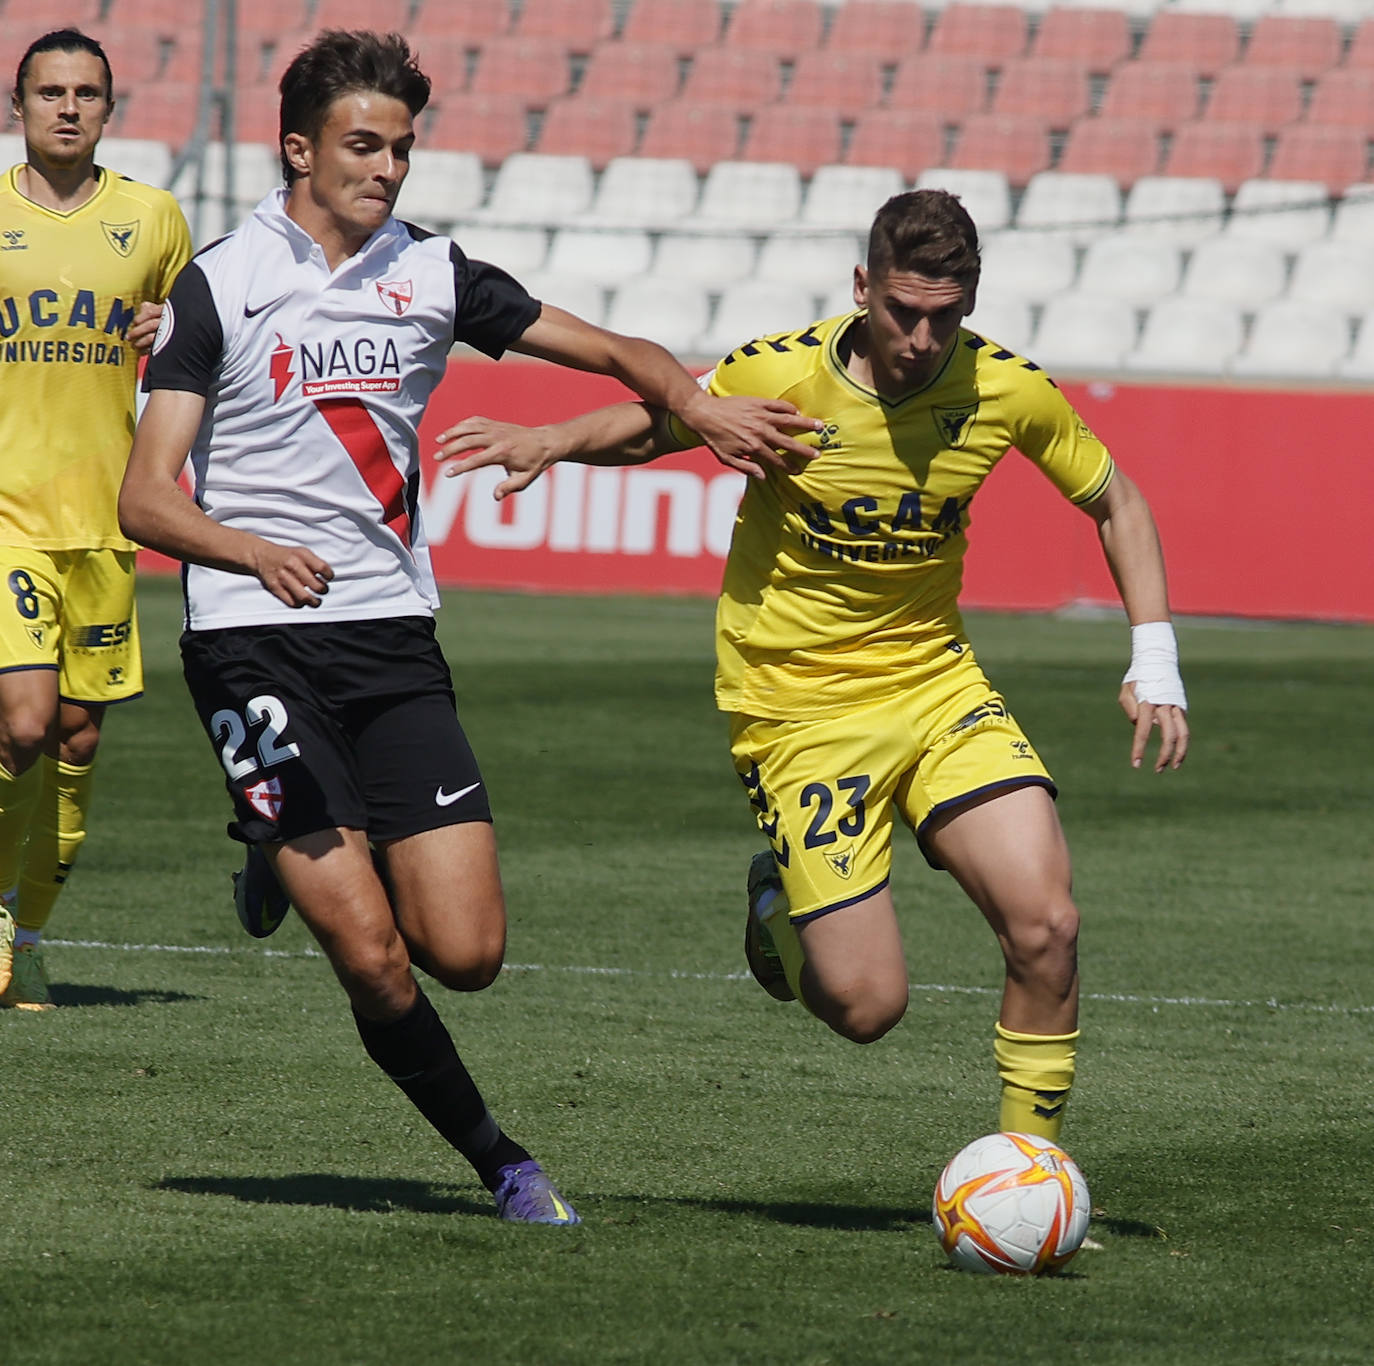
[0,29,191,1010]
[118,30,816,1224]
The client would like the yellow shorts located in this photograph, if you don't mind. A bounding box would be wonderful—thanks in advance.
[730,651,1054,921]
[0,547,142,705]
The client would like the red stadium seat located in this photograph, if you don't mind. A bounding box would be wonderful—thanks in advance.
[469,37,573,106]
[426,92,530,165]
[783,51,885,119]
[638,102,741,174]
[84,29,166,87]
[846,109,945,180]
[406,36,478,95]
[513,0,617,50]
[227,84,289,145]
[1162,121,1265,195]
[232,0,311,28]
[1241,17,1341,81]
[1138,13,1239,80]
[622,0,724,57]
[679,46,784,115]
[991,58,1092,128]
[114,83,199,146]
[1030,7,1130,74]
[535,96,638,169]
[578,42,683,108]
[1348,19,1374,70]
[949,114,1050,187]
[1307,69,1374,130]
[724,0,826,59]
[886,54,991,119]
[740,107,843,178]
[926,5,1029,68]
[1099,62,1201,135]
[1204,67,1303,137]
[824,0,928,60]
[410,4,511,40]
[311,0,412,28]
[1267,125,1370,196]
[1057,117,1162,187]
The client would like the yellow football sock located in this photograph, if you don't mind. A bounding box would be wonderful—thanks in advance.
[16,756,95,932]
[994,1023,1079,1142]
[0,756,42,899]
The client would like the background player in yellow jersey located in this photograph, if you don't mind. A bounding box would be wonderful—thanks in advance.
[0,30,191,1008]
[434,190,1190,1146]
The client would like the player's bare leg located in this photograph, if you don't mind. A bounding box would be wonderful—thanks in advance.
[266,826,578,1223]
[924,783,1080,1138]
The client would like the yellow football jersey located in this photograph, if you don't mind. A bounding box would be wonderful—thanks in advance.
[0,165,191,550]
[696,312,1115,720]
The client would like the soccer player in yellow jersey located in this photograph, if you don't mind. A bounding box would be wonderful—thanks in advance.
[435,191,1189,1145]
[0,30,191,1008]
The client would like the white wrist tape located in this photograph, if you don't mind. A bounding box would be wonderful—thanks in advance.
[1122,621,1188,709]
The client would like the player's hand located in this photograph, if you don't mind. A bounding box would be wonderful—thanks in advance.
[129,301,164,355]
[677,392,824,479]
[251,540,334,608]
[434,416,559,501]
[1118,683,1189,773]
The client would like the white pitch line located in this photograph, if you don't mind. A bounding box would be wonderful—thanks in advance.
[43,936,1374,1017]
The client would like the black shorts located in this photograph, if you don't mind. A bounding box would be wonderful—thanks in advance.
[181,615,491,845]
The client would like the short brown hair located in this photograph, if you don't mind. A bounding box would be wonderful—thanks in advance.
[14,28,113,105]
[867,190,981,287]
[277,30,431,184]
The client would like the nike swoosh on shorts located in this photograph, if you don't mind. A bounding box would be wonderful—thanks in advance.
[435,781,481,807]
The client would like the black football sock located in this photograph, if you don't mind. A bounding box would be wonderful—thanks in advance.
[353,984,531,1190]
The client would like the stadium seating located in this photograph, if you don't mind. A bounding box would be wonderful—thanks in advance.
[1223,179,1331,251]
[977,232,1079,302]
[394,149,485,229]
[698,281,820,356]
[1240,16,1343,79]
[783,51,886,119]
[1136,12,1240,78]
[1123,175,1227,244]
[450,225,550,276]
[1347,17,1374,68]
[1075,234,1183,304]
[1099,62,1203,134]
[581,156,702,228]
[755,232,866,289]
[519,272,607,324]
[1266,126,1371,195]
[1288,239,1374,319]
[1203,67,1304,137]
[1125,296,1245,375]
[845,110,947,181]
[1328,184,1374,242]
[637,103,741,173]
[688,160,804,229]
[605,277,714,355]
[963,296,1034,355]
[990,58,1093,127]
[475,152,595,225]
[1305,69,1374,131]
[427,93,529,165]
[1181,236,1288,309]
[100,137,175,190]
[723,0,828,58]
[886,55,993,117]
[1056,117,1162,186]
[1230,301,1351,379]
[577,43,683,107]
[545,227,655,285]
[469,37,573,105]
[741,107,843,178]
[410,3,510,40]
[1338,312,1374,380]
[1029,7,1132,72]
[916,168,1013,232]
[621,0,724,55]
[1032,294,1141,373]
[1015,171,1123,243]
[513,0,617,49]
[798,164,906,231]
[679,47,784,113]
[534,97,638,169]
[824,0,930,59]
[949,115,1051,187]
[926,5,1030,68]
[651,231,757,285]
[1162,122,1266,195]
[311,0,411,29]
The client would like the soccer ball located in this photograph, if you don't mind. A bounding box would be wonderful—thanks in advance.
[931,1131,1091,1275]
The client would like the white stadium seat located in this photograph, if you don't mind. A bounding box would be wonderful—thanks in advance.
[100,137,174,190]
[581,156,700,229]
[651,232,757,285]
[1126,296,1245,375]
[1076,235,1183,306]
[1224,179,1331,252]
[697,282,820,358]
[393,149,484,229]
[1181,237,1288,310]
[756,232,864,289]
[450,225,550,275]
[1123,176,1227,246]
[800,165,906,231]
[818,283,860,319]
[688,161,803,230]
[977,232,1078,302]
[518,273,608,326]
[1230,301,1351,379]
[915,168,1012,233]
[1015,172,1123,245]
[964,297,1035,356]
[475,153,594,225]
[604,277,712,356]
[1338,311,1374,380]
[1288,240,1374,319]
[1329,184,1374,244]
[545,228,655,285]
[1031,293,1139,374]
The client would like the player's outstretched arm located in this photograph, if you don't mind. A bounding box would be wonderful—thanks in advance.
[506,303,821,478]
[119,390,334,609]
[1080,471,1190,773]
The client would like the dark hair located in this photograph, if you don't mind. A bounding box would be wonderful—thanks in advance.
[867,190,981,288]
[277,29,431,184]
[13,28,113,105]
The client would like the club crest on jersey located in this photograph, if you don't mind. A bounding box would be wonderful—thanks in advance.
[932,401,978,448]
[244,776,284,822]
[376,279,413,315]
[101,220,140,258]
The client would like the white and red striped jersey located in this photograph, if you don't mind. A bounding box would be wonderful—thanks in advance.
[144,189,540,630]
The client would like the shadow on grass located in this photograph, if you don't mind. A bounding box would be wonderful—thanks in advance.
[678,1195,918,1233]
[1093,1214,1168,1240]
[156,1173,492,1217]
[46,984,201,1008]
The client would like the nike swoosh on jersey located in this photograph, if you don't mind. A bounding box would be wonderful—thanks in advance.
[244,293,290,318]
[435,781,481,807]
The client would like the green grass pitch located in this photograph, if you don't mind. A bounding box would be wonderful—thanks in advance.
[3,577,1371,1365]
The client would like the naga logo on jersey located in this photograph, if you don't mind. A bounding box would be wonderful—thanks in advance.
[932,401,978,449]
[0,228,26,251]
[270,332,296,401]
[244,776,284,823]
[376,278,413,315]
[101,220,140,258]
